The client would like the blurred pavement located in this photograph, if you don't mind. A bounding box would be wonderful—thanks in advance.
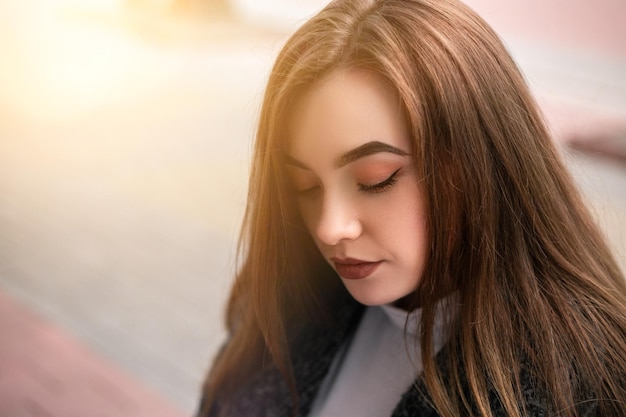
[0,1,624,415]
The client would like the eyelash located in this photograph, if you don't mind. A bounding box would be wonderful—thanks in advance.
[295,168,401,198]
[358,168,401,193]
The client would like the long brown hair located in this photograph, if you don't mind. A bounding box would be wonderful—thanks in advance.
[202,0,626,416]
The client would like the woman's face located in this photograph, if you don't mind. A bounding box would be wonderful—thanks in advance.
[286,68,429,307]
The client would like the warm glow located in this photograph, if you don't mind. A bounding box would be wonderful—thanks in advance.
[1,0,174,123]
[62,0,125,11]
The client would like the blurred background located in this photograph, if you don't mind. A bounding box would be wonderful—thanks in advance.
[0,0,624,416]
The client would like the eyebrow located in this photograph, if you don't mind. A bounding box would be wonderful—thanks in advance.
[284,140,409,170]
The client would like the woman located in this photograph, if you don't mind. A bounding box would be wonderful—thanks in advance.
[199,0,626,416]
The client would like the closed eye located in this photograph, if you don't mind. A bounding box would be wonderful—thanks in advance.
[294,184,321,199]
[358,168,401,194]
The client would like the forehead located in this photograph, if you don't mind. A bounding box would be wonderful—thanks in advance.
[286,68,411,162]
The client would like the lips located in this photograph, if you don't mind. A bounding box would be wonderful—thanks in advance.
[331,257,382,280]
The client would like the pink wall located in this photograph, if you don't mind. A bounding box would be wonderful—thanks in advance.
[463,0,626,61]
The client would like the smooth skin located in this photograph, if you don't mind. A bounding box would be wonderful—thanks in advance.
[286,68,429,307]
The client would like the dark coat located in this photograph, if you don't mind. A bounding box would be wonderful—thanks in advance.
[201,298,598,417]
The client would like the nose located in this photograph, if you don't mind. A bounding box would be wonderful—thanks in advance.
[314,192,362,246]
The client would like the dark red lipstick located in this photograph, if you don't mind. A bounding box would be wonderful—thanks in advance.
[331,257,382,280]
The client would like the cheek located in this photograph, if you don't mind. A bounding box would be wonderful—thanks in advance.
[374,184,428,257]
[297,200,320,236]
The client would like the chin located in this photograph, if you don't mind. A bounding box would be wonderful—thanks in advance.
[343,278,420,307]
[345,287,403,307]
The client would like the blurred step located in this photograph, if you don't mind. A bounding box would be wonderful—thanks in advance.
[0,291,186,417]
